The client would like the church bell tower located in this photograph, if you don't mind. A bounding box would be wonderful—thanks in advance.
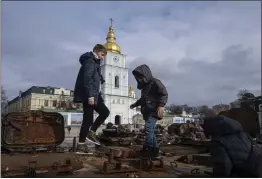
[100,19,129,97]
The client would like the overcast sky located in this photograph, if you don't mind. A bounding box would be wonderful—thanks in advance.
[2,1,261,106]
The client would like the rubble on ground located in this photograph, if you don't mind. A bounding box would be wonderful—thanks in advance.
[97,122,208,147]
[2,107,261,178]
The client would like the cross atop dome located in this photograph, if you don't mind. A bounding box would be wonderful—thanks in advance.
[109,18,114,27]
[104,18,121,54]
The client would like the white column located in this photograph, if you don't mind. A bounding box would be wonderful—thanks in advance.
[67,113,72,126]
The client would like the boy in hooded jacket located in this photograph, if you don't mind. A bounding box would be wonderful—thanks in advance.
[73,44,110,153]
[130,64,168,158]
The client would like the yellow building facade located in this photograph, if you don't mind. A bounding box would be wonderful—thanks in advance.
[7,86,76,113]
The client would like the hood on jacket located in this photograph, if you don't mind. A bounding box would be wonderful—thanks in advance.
[79,52,98,65]
[132,64,153,84]
[203,115,243,136]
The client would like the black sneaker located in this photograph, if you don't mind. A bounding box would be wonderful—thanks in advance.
[75,143,92,154]
[152,147,161,159]
[86,130,101,145]
[143,146,161,159]
[140,145,150,158]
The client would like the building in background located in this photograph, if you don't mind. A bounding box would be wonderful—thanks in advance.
[6,86,78,113]
[99,22,139,125]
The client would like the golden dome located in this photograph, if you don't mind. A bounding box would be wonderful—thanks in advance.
[129,86,135,94]
[104,25,121,54]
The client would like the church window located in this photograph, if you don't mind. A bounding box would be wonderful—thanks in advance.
[122,100,125,104]
[117,99,120,104]
[109,73,111,76]
[115,76,119,88]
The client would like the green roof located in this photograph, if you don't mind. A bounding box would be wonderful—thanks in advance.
[8,86,74,105]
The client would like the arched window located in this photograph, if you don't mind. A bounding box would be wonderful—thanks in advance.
[115,76,119,88]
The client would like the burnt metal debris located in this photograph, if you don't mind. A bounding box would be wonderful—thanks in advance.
[97,122,207,147]
[1,111,82,178]
[97,123,137,146]
[2,110,65,151]
[1,109,261,177]
[101,147,142,175]
[1,155,83,178]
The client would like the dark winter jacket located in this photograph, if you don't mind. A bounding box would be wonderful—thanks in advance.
[132,64,168,118]
[203,115,262,177]
[73,52,104,104]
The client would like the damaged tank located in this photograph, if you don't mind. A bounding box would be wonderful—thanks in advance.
[1,110,65,151]
[1,110,84,178]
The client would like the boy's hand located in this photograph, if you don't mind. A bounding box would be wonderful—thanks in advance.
[130,103,136,109]
[157,106,165,119]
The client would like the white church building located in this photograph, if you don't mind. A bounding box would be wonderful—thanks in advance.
[100,23,140,125]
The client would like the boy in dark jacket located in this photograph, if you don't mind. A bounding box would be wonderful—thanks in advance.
[130,64,168,158]
[203,112,262,177]
[73,44,110,153]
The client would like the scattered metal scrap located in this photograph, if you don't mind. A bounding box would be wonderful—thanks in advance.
[98,124,137,146]
[97,123,207,147]
[2,107,261,178]
[169,159,213,177]
[1,157,83,178]
[140,157,164,171]
[100,147,141,176]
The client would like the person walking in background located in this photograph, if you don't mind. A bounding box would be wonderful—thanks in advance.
[130,64,168,159]
[67,126,71,135]
[73,44,110,154]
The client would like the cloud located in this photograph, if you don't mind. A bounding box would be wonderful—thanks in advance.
[2,1,261,106]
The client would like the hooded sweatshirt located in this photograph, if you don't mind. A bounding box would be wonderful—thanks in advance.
[203,115,262,177]
[132,64,168,117]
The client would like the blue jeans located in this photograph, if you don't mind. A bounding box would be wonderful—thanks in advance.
[144,114,158,147]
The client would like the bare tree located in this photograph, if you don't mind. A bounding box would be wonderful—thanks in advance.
[166,104,183,115]
[1,86,8,115]
[236,89,258,110]
[167,104,203,115]
[237,89,250,99]
[181,104,192,113]
[197,105,211,115]
[212,104,230,114]
[237,89,256,107]
[190,106,199,114]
